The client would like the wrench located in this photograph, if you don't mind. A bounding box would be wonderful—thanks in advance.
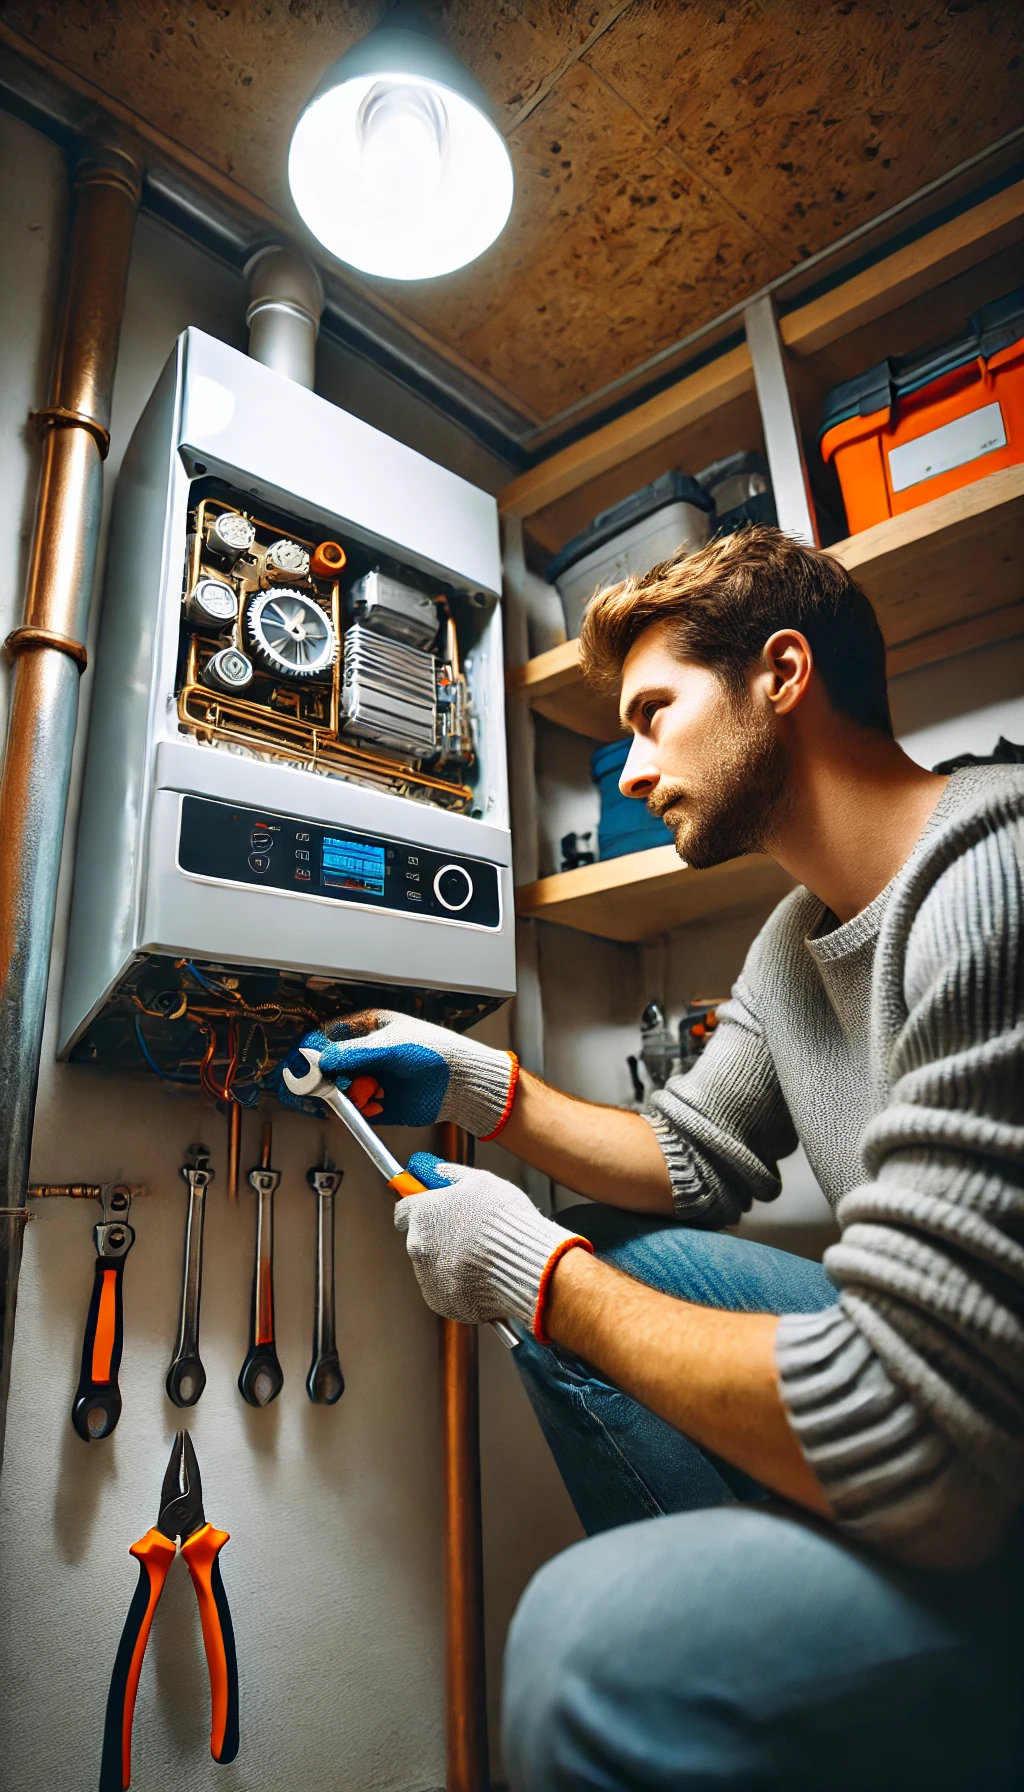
[72,1183,136,1440]
[238,1123,284,1407]
[166,1145,213,1408]
[282,1047,519,1350]
[306,1161,345,1404]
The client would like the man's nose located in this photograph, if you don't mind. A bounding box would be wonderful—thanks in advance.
[618,740,660,801]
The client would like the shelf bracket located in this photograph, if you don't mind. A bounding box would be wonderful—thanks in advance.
[744,294,819,548]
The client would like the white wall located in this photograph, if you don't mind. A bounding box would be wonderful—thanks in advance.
[0,109,580,1792]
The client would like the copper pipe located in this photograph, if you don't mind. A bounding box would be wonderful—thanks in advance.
[227,1102,242,1201]
[0,138,141,1478]
[439,1122,490,1792]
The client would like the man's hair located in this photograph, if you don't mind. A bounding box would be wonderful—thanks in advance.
[578,525,892,736]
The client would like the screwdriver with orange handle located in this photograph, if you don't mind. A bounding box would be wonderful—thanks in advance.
[99,1429,238,1791]
[282,1045,519,1349]
[72,1184,136,1442]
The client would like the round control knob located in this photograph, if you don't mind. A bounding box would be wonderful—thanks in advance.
[265,537,310,578]
[202,646,254,694]
[433,863,473,912]
[186,576,239,630]
[205,510,255,561]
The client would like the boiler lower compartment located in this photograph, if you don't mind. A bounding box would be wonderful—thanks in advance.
[69,953,502,1099]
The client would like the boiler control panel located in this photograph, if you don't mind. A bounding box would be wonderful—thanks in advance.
[177,795,501,928]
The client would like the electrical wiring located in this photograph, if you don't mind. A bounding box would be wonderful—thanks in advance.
[133,1015,203,1084]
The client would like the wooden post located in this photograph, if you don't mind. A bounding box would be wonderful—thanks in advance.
[439,1121,489,1792]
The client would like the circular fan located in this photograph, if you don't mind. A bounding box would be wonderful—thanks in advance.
[246,588,337,679]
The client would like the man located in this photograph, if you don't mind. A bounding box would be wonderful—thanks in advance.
[301,529,1023,1788]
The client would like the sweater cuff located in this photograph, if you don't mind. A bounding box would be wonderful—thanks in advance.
[645,1112,718,1221]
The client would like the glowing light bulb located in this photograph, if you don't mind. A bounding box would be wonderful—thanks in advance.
[358,82,446,218]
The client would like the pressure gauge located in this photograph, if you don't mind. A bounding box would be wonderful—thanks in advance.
[186,577,239,630]
[202,646,254,694]
[265,538,310,579]
[246,589,337,679]
[204,511,255,563]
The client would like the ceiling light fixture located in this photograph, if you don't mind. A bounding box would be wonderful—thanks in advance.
[288,4,514,282]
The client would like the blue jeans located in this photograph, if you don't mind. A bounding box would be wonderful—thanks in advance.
[503,1206,1023,1790]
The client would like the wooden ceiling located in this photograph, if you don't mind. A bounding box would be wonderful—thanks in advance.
[4,1,1022,442]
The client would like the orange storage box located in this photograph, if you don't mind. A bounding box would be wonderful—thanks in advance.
[820,286,1024,534]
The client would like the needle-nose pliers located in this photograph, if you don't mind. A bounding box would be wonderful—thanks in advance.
[99,1429,239,1790]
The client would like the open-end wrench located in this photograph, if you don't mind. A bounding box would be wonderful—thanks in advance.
[306,1161,345,1404]
[72,1183,136,1440]
[282,1047,519,1350]
[166,1145,214,1408]
[238,1123,284,1407]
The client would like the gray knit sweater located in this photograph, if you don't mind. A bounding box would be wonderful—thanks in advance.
[646,765,1024,1568]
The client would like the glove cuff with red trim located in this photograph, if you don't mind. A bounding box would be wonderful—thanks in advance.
[395,1158,592,1340]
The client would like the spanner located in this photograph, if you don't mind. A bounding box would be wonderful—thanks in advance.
[166,1145,213,1408]
[306,1161,345,1404]
[72,1183,136,1440]
[282,1047,519,1350]
[238,1123,284,1407]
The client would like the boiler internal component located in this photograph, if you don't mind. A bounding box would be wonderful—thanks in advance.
[341,624,437,755]
[204,510,255,563]
[310,540,347,579]
[349,570,439,651]
[246,588,337,678]
[264,538,310,578]
[203,646,254,693]
[186,577,239,630]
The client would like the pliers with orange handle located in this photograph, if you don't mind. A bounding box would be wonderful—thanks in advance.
[99,1429,239,1790]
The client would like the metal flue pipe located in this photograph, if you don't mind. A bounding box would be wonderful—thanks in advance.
[244,244,323,390]
[0,138,141,1475]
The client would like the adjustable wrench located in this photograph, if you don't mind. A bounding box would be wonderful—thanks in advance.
[166,1145,213,1408]
[283,1047,518,1350]
[306,1161,345,1404]
[72,1183,136,1440]
[238,1123,284,1407]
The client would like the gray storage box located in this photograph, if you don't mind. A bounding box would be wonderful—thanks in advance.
[547,472,713,638]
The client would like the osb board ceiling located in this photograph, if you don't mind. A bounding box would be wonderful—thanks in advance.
[6,1,1022,435]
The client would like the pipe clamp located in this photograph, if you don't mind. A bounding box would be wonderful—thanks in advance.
[30,405,111,459]
[5,628,89,674]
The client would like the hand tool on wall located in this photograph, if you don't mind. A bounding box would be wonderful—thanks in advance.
[99,1429,239,1791]
[165,1145,214,1408]
[71,1184,136,1442]
[282,1047,519,1350]
[238,1122,284,1406]
[306,1159,345,1404]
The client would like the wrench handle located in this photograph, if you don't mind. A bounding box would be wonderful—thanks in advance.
[307,1191,344,1405]
[239,1185,283,1407]
[166,1187,208,1407]
[72,1258,127,1441]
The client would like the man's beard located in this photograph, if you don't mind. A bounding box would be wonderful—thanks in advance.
[649,697,791,870]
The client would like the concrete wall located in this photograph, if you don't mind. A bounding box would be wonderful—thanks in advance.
[0,109,580,1792]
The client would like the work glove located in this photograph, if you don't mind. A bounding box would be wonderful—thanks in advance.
[396,1153,593,1340]
[293,1012,518,1138]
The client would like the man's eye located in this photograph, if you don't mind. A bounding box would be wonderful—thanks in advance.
[643,700,664,723]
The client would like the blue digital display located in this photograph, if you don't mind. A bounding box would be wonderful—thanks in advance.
[321,835,386,896]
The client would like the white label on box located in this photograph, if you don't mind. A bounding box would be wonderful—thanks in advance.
[888,401,1006,493]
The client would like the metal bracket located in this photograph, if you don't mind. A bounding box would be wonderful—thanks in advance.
[27,1182,146,1201]
[743,294,819,548]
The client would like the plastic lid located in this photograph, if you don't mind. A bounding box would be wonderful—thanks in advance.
[819,282,1024,438]
[547,470,713,585]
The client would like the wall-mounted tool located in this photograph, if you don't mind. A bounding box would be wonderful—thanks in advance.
[283,1048,518,1350]
[99,1429,239,1791]
[238,1123,283,1407]
[165,1145,214,1408]
[560,830,595,872]
[627,1002,677,1104]
[678,999,724,1073]
[306,1160,345,1405]
[70,1183,136,1442]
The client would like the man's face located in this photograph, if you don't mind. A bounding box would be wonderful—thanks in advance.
[617,620,790,870]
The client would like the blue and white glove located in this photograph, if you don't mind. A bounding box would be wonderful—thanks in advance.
[397,1153,592,1339]
[294,1011,519,1138]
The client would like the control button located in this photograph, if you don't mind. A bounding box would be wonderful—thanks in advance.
[295,849,310,861]
[406,871,420,882]
[406,890,423,903]
[433,863,474,912]
[248,852,271,874]
[251,831,272,851]
[295,868,311,881]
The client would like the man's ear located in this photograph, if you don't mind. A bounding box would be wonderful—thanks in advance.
[760,629,813,717]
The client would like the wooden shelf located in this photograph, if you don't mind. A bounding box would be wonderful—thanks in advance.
[507,465,1024,738]
[515,847,794,943]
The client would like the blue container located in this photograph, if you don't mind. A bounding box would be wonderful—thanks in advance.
[591,738,672,861]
